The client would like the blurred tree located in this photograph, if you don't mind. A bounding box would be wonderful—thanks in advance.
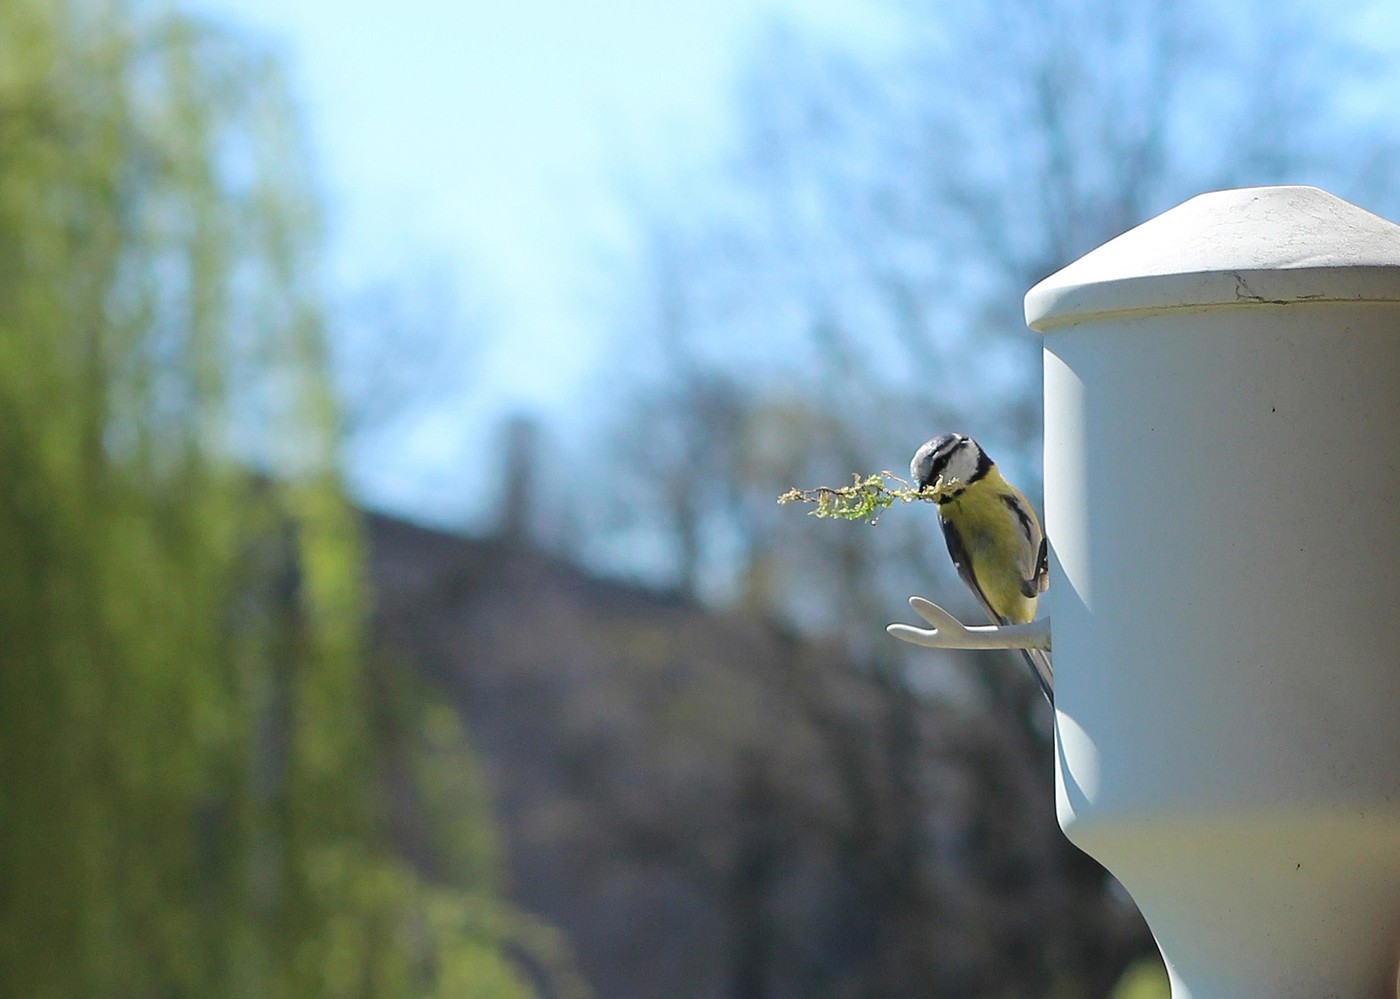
[593,0,1400,602]
[578,0,1400,994]
[1109,958,1171,999]
[0,1,546,996]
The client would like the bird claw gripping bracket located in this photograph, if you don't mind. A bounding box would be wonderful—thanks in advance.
[887,597,1051,651]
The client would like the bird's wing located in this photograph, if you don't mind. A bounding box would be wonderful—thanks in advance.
[939,516,1006,626]
[999,491,1046,598]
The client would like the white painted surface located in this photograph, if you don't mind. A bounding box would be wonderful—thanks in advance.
[1027,186,1400,998]
[1027,185,1400,328]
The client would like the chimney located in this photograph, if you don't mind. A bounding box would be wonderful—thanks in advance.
[497,414,537,544]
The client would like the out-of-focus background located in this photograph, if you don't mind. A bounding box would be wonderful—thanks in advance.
[3,0,1398,996]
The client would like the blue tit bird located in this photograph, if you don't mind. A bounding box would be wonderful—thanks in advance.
[910,433,1053,705]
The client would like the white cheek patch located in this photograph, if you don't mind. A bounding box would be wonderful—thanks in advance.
[943,444,979,485]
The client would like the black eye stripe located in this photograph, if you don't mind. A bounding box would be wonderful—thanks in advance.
[916,434,984,488]
[928,435,966,475]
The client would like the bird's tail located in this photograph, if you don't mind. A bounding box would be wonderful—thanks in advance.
[1019,647,1054,707]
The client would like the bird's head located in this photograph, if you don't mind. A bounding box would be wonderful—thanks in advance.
[910,433,991,500]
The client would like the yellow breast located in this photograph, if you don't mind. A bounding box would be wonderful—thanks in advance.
[941,480,1040,625]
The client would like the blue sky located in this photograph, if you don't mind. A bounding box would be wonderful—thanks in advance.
[191,0,884,523]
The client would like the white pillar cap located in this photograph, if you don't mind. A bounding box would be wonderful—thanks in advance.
[1025,185,1400,332]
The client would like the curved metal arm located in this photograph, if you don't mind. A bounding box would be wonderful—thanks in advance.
[886,596,1052,651]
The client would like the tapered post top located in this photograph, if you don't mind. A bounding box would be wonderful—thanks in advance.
[1025,185,1400,332]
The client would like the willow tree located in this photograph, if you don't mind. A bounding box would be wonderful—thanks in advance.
[0,2,541,996]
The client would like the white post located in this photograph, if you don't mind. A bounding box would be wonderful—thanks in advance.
[1025,186,1400,998]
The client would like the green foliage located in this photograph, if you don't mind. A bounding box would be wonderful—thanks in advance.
[0,1,539,996]
[1109,957,1171,999]
[778,471,933,523]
